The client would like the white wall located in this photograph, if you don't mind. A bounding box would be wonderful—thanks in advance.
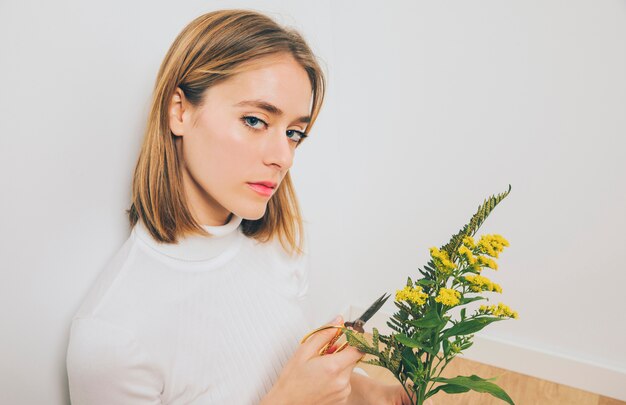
[1,1,624,403]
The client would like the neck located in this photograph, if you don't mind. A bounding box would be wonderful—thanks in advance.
[133,214,244,262]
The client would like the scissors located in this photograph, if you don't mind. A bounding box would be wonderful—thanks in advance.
[300,292,391,356]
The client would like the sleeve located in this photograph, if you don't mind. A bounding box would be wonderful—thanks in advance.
[66,317,163,405]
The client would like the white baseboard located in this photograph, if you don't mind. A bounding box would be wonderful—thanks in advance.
[340,304,626,402]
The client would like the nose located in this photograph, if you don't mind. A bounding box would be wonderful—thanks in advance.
[263,128,294,170]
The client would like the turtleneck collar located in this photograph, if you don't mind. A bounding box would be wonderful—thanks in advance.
[133,214,244,262]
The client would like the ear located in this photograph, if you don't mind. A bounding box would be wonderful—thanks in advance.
[169,87,190,136]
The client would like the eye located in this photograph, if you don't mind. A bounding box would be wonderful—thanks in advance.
[241,115,308,145]
[286,129,308,144]
[241,115,267,131]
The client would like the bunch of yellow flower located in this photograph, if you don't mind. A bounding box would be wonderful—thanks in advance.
[463,275,502,293]
[429,247,457,275]
[458,235,506,271]
[479,303,519,319]
[435,288,461,306]
[476,255,498,270]
[477,234,509,258]
[458,245,478,265]
[462,236,476,249]
[395,285,429,306]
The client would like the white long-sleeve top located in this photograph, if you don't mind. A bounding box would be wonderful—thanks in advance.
[66,214,325,404]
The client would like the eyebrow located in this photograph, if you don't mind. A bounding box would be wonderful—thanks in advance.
[233,99,311,124]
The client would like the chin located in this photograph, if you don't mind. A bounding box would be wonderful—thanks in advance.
[232,204,267,221]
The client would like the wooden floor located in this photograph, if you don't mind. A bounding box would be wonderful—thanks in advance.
[356,333,624,405]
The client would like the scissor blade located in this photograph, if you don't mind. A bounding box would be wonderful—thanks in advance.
[356,292,390,324]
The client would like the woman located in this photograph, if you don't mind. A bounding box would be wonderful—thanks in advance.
[66,9,417,405]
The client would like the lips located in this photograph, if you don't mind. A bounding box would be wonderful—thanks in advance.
[249,181,277,189]
[247,182,277,197]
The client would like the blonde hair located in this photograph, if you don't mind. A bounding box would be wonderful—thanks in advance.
[126,9,326,257]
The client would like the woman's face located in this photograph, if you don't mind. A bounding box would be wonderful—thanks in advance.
[169,53,313,226]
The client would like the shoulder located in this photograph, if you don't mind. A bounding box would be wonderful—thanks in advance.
[72,233,139,320]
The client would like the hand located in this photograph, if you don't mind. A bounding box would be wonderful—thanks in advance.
[263,315,364,405]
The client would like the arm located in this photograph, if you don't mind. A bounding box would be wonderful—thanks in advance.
[66,317,163,405]
[347,371,374,405]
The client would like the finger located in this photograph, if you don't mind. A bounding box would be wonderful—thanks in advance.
[331,344,365,370]
[300,316,344,359]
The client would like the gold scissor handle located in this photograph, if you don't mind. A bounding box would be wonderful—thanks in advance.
[300,324,351,356]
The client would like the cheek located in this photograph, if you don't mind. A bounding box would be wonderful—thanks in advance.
[185,120,257,187]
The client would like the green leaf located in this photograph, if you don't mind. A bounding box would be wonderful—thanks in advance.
[460,341,474,350]
[390,345,402,372]
[401,346,419,375]
[372,327,380,349]
[431,339,441,355]
[442,339,450,357]
[441,317,504,339]
[415,279,436,287]
[363,358,384,367]
[409,310,445,329]
[416,327,431,340]
[431,375,515,404]
[427,383,471,396]
[459,296,487,305]
[387,315,405,334]
[342,329,378,355]
[393,300,410,312]
[394,333,438,356]
[424,262,437,274]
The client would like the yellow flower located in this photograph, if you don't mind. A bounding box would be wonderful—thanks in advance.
[477,255,498,270]
[477,234,509,259]
[429,247,457,275]
[458,245,477,265]
[463,275,502,293]
[469,263,483,273]
[395,285,429,306]
[462,236,476,249]
[479,302,518,319]
[435,288,461,306]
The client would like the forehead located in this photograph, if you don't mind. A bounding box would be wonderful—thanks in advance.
[207,54,313,117]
